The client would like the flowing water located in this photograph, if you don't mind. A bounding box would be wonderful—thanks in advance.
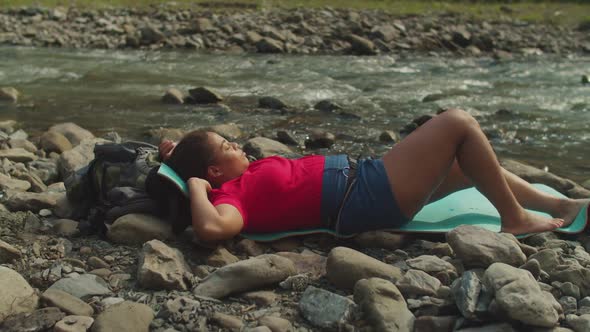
[1,46,589,182]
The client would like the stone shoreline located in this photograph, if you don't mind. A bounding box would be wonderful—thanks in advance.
[1,6,590,57]
[1,120,590,331]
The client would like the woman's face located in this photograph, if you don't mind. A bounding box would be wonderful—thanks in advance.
[207,132,250,183]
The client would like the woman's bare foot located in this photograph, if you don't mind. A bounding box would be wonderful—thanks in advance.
[501,210,564,235]
[552,198,590,227]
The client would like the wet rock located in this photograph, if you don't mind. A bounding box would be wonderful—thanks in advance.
[206,247,239,267]
[582,75,589,85]
[41,131,73,154]
[451,269,483,319]
[243,136,292,159]
[349,34,377,55]
[54,315,94,332]
[276,130,299,146]
[258,315,293,332]
[483,262,559,327]
[161,88,184,104]
[187,86,223,104]
[0,172,31,191]
[194,254,296,298]
[299,286,355,329]
[107,213,172,245]
[41,288,94,316]
[48,273,111,299]
[314,100,343,112]
[211,312,244,330]
[0,148,37,163]
[447,225,526,268]
[413,315,457,332]
[0,307,65,332]
[0,87,19,103]
[0,239,22,263]
[208,123,242,140]
[137,239,192,291]
[256,37,284,53]
[406,255,458,277]
[91,301,154,332]
[379,130,399,143]
[326,246,403,289]
[396,269,441,298]
[566,314,590,331]
[354,278,415,331]
[304,129,335,149]
[49,123,94,147]
[0,266,39,321]
[258,96,288,110]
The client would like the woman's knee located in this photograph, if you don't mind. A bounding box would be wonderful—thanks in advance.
[439,108,480,130]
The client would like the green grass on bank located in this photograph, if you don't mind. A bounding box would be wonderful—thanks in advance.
[2,0,590,27]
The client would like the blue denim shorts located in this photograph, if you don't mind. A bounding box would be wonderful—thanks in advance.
[320,155,409,236]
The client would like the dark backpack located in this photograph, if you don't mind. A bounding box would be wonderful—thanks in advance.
[65,141,165,235]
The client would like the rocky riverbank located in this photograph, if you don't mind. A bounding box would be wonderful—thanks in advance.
[1,119,590,331]
[1,6,590,57]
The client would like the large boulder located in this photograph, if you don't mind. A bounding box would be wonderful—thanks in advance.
[58,138,105,177]
[483,262,560,327]
[0,267,39,322]
[49,123,94,146]
[107,214,173,245]
[447,225,526,268]
[354,278,415,332]
[194,254,296,298]
[137,240,192,291]
[326,247,403,290]
[90,301,154,332]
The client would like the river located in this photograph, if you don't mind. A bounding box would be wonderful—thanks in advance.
[1,46,589,182]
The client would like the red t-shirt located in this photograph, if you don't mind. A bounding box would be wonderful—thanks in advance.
[208,155,325,233]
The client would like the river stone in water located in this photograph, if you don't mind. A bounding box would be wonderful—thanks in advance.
[0,239,22,263]
[326,246,403,289]
[161,88,184,104]
[354,277,415,332]
[0,266,40,322]
[137,239,192,291]
[0,172,31,192]
[258,96,288,110]
[41,288,94,316]
[49,123,94,147]
[48,273,111,299]
[447,225,526,268]
[90,301,154,332]
[54,315,94,332]
[299,286,355,329]
[243,136,293,160]
[0,87,19,103]
[194,254,296,298]
[107,213,172,245]
[483,262,559,327]
[396,269,441,297]
[187,86,223,104]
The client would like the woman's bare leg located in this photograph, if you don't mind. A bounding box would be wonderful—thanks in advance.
[381,108,563,235]
[429,160,588,227]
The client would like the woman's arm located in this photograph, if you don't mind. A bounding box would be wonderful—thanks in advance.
[188,177,244,241]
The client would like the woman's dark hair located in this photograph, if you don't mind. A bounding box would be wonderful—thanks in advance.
[144,130,215,234]
[164,130,215,181]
